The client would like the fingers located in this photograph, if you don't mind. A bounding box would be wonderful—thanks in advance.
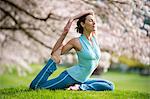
[73,10,95,20]
[88,9,94,14]
[84,10,95,16]
[51,46,62,64]
[63,18,74,34]
[51,55,60,64]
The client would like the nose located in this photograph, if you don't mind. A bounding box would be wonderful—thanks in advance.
[93,21,95,25]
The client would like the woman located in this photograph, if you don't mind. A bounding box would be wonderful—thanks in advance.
[30,10,114,91]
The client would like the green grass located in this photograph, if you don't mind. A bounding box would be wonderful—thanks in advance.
[0,87,149,99]
[0,64,150,99]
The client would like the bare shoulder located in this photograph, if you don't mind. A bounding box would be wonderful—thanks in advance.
[69,37,81,51]
[70,37,80,43]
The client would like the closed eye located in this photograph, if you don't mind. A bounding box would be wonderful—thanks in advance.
[89,19,93,22]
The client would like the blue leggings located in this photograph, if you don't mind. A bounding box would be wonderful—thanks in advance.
[30,58,114,91]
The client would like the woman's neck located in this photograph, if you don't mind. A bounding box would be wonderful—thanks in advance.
[83,31,93,41]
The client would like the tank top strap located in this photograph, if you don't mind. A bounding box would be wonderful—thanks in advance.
[92,35,99,46]
[79,34,89,50]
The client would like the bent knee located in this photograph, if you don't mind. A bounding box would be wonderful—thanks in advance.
[29,83,39,90]
[29,83,35,90]
[108,83,115,91]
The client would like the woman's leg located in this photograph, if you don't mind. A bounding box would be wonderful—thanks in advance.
[39,71,80,90]
[79,79,115,91]
[29,58,57,89]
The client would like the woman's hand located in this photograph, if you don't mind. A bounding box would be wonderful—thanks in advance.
[51,45,63,64]
[62,10,94,35]
[51,53,61,64]
[63,18,74,35]
[72,10,94,20]
[51,18,73,55]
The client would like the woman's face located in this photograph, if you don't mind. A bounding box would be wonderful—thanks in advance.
[83,15,96,33]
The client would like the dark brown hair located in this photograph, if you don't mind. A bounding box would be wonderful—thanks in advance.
[76,13,92,34]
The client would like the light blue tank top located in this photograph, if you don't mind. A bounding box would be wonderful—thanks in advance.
[67,34,101,82]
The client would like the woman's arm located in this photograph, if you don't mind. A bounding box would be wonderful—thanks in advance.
[51,38,77,63]
[51,10,94,63]
[51,18,74,55]
[61,38,79,55]
[51,10,93,55]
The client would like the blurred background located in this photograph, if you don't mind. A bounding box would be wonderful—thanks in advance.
[0,0,150,93]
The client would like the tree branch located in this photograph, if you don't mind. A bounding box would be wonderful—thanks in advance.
[1,0,60,21]
[108,0,128,4]
[0,7,52,49]
[0,26,50,36]
[0,14,7,22]
[0,7,18,25]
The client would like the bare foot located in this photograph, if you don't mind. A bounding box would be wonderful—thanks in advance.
[67,84,80,90]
